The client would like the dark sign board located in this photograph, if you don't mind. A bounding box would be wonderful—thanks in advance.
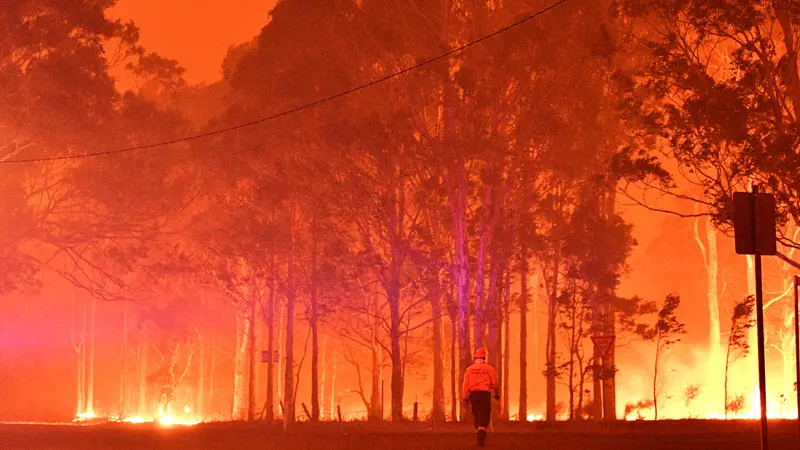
[733,192,777,255]
[261,350,279,363]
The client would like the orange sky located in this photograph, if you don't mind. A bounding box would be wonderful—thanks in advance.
[111,0,278,84]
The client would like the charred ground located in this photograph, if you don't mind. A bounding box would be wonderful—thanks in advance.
[2,421,799,450]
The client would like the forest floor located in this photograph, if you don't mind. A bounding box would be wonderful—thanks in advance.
[2,419,800,449]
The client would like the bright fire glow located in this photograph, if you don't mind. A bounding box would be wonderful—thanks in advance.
[157,415,199,426]
[122,416,146,424]
[72,412,98,423]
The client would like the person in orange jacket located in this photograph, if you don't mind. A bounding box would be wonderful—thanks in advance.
[462,347,499,447]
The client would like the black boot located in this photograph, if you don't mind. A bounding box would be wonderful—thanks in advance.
[477,429,487,447]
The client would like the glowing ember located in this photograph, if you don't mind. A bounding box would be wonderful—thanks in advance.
[72,412,102,423]
[156,415,199,426]
[122,416,146,424]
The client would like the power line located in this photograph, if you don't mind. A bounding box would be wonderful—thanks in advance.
[2,0,569,164]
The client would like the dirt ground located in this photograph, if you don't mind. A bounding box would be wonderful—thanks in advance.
[2,420,800,449]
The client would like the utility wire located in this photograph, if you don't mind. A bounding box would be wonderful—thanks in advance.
[2,0,569,164]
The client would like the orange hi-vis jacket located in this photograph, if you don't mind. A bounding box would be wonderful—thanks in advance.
[462,359,498,400]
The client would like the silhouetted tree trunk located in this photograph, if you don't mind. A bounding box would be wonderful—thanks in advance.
[86,297,96,414]
[232,304,249,420]
[474,185,493,350]
[247,289,258,421]
[389,277,403,421]
[745,253,756,376]
[592,351,602,419]
[545,260,560,422]
[320,333,327,419]
[197,333,206,420]
[310,225,320,422]
[209,331,217,417]
[277,301,284,415]
[330,343,337,420]
[602,189,617,420]
[519,255,528,421]
[502,270,510,421]
[266,253,276,421]
[370,333,381,421]
[693,210,721,396]
[487,254,502,422]
[431,284,446,425]
[119,304,128,419]
[385,167,407,423]
[283,205,297,429]
[69,289,85,416]
[137,331,148,417]
[449,306,458,422]
[450,161,471,422]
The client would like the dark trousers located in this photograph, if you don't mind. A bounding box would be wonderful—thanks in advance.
[469,391,491,430]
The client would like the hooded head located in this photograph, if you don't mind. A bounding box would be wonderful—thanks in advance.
[474,347,487,360]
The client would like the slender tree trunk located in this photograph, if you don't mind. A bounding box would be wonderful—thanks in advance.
[370,338,381,421]
[746,254,757,372]
[450,163,471,422]
[694,210,721,399]
[320,333,327,420]
[519,256,528,421]
[431,286,446,425]
[706,217,720,365]
[602,310,617,420]
[138,331,148,417]
[370,293,382,421]
[247,292,258,421]
[653,341,660,420]
[197,333,206,420]
[196,292,208,420]
[532,269,539,387]
[120,305,128,419]
[450,312,458,421]
[209,331,217,417]
[591,284,603,419]
[86,297,96,415]
[73,291,85,415]
[576,294,586,419]
[293,328,312,410]
[232,306,249,420]
[266,254,276,421]
[330,343,337,420]
[724,337,731,419]
[284,228,297,428]
[577,357,586,419]
[502,273,510,421]
[546,261,560,422]
[310,228,320,422]
[77,337,85,415]
[487,257,502,423]
[601,188,618,420]
[389,279,403,421]
[277,301,285,415]
[440,0,470,418]
[568,293,577,419]
[593,352,602,419]
[474,185,493,350]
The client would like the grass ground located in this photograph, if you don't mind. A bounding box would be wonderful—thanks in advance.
[2,420,800,449]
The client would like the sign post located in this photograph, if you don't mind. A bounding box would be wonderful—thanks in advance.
[591,335,615,361]
[733,184,777,450]
[262,350,279,363]
[794,275,800,450]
